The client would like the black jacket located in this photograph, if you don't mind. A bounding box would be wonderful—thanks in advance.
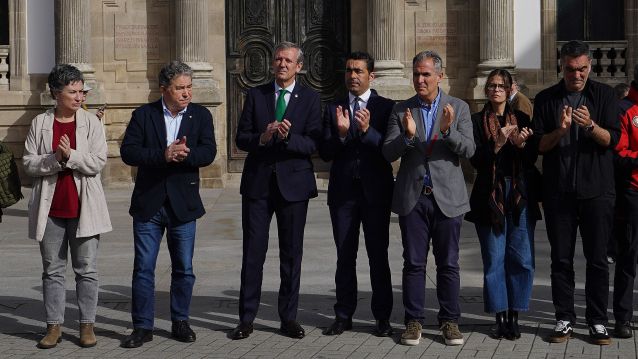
[533,79,620,199]
[319,90,395,206]
[120,100,217,222]
[466,108,542,225]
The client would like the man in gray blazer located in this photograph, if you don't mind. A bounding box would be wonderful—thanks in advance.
[383,50,475,347]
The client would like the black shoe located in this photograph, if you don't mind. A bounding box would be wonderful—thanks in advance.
[323,317,352,336]
[171,320,196,342]
[506,310,521,340]
[122,328,153,348]
[548,320,572,343]
[230,322,253,340]
[490,311,508,339]
[588,324,612,345]
[614,321,633,339]
[280,321,305,339]
[373,319,393,337]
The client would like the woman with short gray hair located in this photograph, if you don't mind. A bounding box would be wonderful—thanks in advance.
[23,64,112,349]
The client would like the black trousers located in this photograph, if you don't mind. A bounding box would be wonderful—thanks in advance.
[238,174,309,323]
[543,192,614,325]
[613,188,638,322]
[328,180,393,321]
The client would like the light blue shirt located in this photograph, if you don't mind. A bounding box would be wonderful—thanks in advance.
[418,89,441,143]
[418,89,441,188]
[162,97,188,146]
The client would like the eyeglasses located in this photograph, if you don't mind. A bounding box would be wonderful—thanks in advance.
[486,83,508,92]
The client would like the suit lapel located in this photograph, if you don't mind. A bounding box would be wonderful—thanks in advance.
[283,84,301,123]
[266,83,276,123]
[177,107,194,142]
[432,91,446,138]
[152,100,167,146]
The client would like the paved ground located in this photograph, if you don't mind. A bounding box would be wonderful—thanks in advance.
[0,186,637,358]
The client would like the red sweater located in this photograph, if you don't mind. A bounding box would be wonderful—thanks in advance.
[49,119,79,218]
[615,84,638,191]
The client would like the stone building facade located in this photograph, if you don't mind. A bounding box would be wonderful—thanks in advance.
[0,0,636,187]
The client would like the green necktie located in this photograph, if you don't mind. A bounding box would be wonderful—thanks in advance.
[275,89,288,122]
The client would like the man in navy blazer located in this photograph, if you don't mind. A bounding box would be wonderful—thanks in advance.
[232,42,321,340]
[319,51,395,337]
[120,61,216,348]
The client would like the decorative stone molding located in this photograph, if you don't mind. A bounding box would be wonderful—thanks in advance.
[175,0,215,88]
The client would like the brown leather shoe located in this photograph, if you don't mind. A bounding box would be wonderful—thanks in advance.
[79,323,97,348]
[37,324,62,349]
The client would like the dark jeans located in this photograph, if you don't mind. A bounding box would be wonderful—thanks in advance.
[399,193,463,325]
[543,192,614,325]
[613,188,638,322]
[131,204,196,329]
[328,181,392,321]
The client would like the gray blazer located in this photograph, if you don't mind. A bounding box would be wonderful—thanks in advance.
[382,91,475,217]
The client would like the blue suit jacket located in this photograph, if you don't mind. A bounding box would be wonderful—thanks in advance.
[319,90,395,206]
[120,99,217,222]
[236,82,321,201]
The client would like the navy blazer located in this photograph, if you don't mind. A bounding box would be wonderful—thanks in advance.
[319,90,395,206]
[236,82,321,201]
[120,99,217,222]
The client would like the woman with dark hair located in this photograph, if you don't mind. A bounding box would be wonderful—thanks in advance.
[466,69,541,340]
[23,64,111,349]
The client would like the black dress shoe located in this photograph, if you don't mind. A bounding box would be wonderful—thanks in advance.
[491,311,508,339]
[172,320,196,342]
[373,319,394,337]
[506,310,521,340]
[122,328,153,348]
[323,317,352,336]
[280,321,305,339]
[231,322,253,340]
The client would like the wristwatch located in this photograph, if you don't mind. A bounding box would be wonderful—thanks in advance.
[585,121,595,133]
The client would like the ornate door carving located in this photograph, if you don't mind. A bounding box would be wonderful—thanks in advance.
[226,0,350,171]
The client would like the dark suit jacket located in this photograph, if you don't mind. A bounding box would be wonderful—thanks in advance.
[319,90,394,206]
[120,100,217,222]
[236,82,321,201]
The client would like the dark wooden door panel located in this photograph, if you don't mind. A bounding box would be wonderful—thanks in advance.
[226,0,350,171]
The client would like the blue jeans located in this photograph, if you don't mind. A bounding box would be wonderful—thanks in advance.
[475,178,535,313]
[131,205,196,329]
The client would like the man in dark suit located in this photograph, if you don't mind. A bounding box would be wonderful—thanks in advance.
[232,41,321,340]
[319,51,395,337]
[120,61,216,348]
[383,50,475,347]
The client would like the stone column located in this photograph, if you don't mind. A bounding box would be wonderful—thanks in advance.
[476,0,515,75]
[175,0,214,88]
[54,0,95,80]
[367,0,409,86]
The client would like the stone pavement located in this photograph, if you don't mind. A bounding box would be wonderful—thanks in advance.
[0,187,636,358]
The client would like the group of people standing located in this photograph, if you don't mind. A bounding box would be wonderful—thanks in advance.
[23,39,638,350]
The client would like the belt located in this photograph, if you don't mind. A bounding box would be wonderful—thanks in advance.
[422,185,433,196]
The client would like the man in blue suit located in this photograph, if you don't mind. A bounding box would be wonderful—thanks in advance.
[232,42,322,340]
[120,61,216,348]
[319,51,395,337]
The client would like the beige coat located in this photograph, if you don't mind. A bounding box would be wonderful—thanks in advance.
[23,108,112,241]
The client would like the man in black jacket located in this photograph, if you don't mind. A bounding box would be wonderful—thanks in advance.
[534,40,619,345]
[319,51,395,337]
[120,61,216,348]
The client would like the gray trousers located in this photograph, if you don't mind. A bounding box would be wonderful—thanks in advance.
[39,217,99,324]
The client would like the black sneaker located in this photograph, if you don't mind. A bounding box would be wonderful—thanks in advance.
[614,321,632,339]
[548,320,572,343]
[588,324,612,345]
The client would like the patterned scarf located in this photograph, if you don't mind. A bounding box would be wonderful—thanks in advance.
[481,102,527,233]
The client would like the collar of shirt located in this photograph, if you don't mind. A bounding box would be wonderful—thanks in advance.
[509,92,516,101]
[275,81,296,105]
[348,88,372,110]
[418,89,442,141]
[161,97,187,145]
